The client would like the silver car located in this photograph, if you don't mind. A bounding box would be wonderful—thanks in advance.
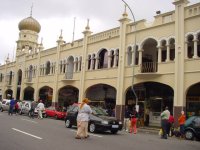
[1,99,10,112]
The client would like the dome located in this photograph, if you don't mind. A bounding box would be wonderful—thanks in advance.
[18,16,41,33]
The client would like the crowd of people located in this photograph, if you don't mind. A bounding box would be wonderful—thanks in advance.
[5,98,45,119]
[1,97,189,140]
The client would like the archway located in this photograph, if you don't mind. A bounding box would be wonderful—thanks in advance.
[39,86,53,107]
[126,82,174,126]
[86,84,116,116]
[24,86,34,101]
[186,83,200,116]
[16,69,22,100]
[58,86,79,108]
[5,89,13,99]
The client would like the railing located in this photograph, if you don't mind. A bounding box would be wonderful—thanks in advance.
[64,72,73,80]
[141,62,157,73]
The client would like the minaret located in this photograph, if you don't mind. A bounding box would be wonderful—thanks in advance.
[16,5,41,56]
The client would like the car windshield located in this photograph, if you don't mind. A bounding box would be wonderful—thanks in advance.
[185,116,196,126]
[91,106,108,116]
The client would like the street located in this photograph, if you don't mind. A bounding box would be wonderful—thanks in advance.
[0,112,199,150]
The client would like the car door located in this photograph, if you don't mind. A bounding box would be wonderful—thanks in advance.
[24,102,30,114]
[193,117,200,136]
[68,106,78,125]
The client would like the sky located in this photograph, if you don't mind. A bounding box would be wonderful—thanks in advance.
[0,0,199,64]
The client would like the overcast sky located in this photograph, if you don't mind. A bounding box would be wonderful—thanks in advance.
[0,0,199,64]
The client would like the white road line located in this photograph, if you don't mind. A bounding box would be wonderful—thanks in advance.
[12,128,43,140]
[70,129,103,138]
[21,118,38,124]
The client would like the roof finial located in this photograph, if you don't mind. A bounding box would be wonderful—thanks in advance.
[30,3,33,17]
[85,19,90,30]
[123,4,128,17]
[59,29,63,39]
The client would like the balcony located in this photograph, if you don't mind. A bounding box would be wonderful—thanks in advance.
[61,72,76,82]
[24,78,33,84]
[135,62,162,78]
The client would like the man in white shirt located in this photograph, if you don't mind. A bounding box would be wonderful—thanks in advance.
[160,106,170,139]
[37,100,45,119]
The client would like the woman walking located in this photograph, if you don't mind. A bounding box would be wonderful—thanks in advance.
[129,107,138,134]
[75,98,92,139]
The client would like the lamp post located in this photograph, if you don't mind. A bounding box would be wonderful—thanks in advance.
[121,0,138,111]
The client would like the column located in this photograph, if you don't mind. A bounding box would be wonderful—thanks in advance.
[95,57,99,70]
[157,46,162,63]
[193,35,198,58]
[185,41,188,59]
[166,45,170,62]
[138,49,143,66]
[108,53,111,68]
[131,46,135,65]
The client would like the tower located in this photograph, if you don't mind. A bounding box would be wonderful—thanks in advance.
[16,13,41,56]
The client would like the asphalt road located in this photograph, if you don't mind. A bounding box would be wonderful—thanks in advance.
[0,112,199,150]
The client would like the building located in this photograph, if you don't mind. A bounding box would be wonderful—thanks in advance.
[0,0,199,126]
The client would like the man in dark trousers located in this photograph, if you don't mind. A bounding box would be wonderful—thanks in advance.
[160,106,170,139]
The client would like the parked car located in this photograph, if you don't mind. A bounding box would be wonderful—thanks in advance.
[1,99,10,112]
[65,104,123,134]
[20,101,46,117]
[184,116,200,140]
[45,106,66,120]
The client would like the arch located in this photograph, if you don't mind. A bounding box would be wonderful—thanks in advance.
[39,86,53,107]
[5,89,13,99]
[16,69,23,100]
[58,85,79,108]
[127,46,132,66]
[125,81,174,126]
[85,84,116,116]
[98,49,108,69]
[141,38,158,73]
[66,56,74,79]
[45,61,51,75]
[186,82,200,116]
[24,86,34,101]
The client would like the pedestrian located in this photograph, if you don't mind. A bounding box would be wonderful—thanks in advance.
[36,100,45,119]
[167,113,174,137]
[29,101,37,119]
[124,106,131,132]
[75,98,92,139]
[14,101,19,115]
[160,106,170,139]
[178,110,186,139]
[144,107,150,126]
[129,107,138,134]
[8,98,15,115]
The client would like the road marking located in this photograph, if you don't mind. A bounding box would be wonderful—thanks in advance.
[21,118,38,124]
[12,128,43,139]
[70,129,103,138]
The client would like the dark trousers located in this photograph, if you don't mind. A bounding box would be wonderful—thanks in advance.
[161,119,168,139]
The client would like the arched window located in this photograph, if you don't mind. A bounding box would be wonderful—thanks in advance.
[98,49,108,69]
[66,56,74,79]
[46,61,51,75]
[187,35,194,58]
[88,55,91,70]
[127,46,132,66]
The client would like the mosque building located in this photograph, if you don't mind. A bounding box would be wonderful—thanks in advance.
[0,0,199,126]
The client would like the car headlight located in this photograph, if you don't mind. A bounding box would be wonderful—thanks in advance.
[101,121,109,124]
[119,121,122,124]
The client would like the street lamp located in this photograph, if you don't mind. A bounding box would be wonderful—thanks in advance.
[121,0,138,111]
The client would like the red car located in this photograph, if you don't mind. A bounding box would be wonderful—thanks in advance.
[45,106,66,120]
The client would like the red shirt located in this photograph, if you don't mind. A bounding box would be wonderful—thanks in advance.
[168,115,174,123]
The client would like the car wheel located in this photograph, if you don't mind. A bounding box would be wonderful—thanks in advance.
[65,119,72,128]
[89,123,96,133]
[55,115,58,120]
[1,108,3,112]
[185,130,194,140]
[43,113,47,118]
[111,130,118,134]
